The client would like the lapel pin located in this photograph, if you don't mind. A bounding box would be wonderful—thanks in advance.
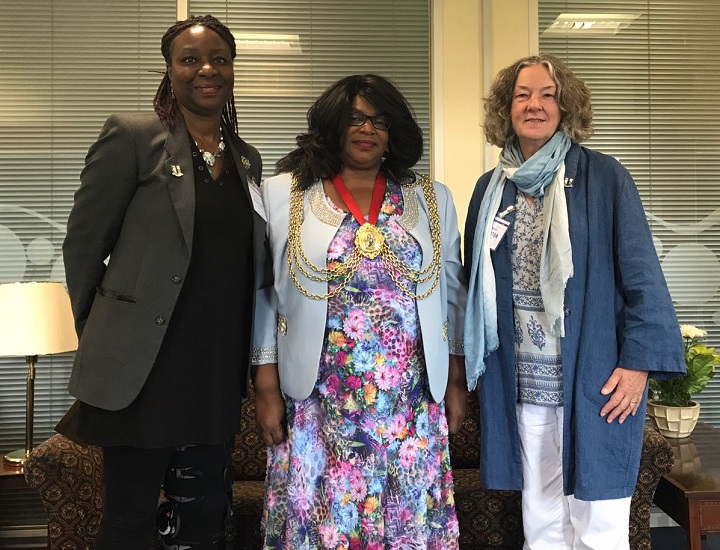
[241,156,251,170]
[171,165,184,178]
[564,177,574,187]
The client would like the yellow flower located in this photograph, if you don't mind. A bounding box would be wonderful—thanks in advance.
[363,382,377,404]
[344,395,359,412]
[328,330,347,347]
[680,324,707,339]
[364,496,379,514]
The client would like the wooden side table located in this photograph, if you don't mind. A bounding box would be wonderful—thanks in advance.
[653,423,720,550]
[0,460,26,490]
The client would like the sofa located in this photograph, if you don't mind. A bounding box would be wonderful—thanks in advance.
[24,388,673,550]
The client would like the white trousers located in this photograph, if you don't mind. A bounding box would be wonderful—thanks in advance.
[516,403,631,550]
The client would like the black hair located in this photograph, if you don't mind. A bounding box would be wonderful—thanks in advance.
[276,74,424,189]
[153,14,240,137]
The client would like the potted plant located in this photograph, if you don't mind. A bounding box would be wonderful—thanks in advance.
[647,324,719,438]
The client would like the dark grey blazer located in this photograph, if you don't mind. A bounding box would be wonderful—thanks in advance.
[63,112,267,411]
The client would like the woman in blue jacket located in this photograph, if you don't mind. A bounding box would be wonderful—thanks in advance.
[464,53,685,549]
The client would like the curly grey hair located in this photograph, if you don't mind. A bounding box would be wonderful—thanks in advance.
[484,53,593,148]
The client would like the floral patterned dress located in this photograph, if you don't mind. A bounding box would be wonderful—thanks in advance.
[262,180,459,550]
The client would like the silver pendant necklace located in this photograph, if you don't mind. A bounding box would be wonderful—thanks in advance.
[195,132,225,175]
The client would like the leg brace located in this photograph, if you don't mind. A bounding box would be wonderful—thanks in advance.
[156,443,233,550]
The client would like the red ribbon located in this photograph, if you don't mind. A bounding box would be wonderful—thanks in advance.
[331,172,386,226]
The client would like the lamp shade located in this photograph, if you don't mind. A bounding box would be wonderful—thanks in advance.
[0,282,77,357]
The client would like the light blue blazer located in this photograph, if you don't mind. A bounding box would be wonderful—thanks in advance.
[252,172,467,402]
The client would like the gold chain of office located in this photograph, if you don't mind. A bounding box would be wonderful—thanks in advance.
[287,173,442,301]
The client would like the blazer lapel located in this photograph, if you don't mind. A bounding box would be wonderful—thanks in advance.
[406,184,434,268]
[224,131,270,290]
[164,117,196,254]
[225,132,255,199]
[225,134,264,222]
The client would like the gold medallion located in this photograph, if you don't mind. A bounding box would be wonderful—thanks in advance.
[355,223,384,258]
[288,174,441,300]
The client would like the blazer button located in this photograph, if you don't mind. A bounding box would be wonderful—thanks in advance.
[155,315,165,325]
[563,308,571,316]
[171,275,182,284]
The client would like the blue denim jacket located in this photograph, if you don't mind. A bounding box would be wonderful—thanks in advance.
[464,143,685,500]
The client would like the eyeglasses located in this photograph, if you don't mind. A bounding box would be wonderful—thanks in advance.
[347,111,392,131]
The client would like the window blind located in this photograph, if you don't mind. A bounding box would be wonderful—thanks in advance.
[0,1,176,453]
[189,0,431,175]
[0,0,430,454]
[539,0,720,426]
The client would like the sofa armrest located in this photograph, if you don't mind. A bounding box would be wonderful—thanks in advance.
[629,426,674,550]
[232,388,268,482]
[24,433,104,550]
[449,390,481,470]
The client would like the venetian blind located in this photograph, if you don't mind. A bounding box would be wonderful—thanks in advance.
[0,1,176,453]
[189,0,431,175]
[538,0,720,426]
[0,0,430,454]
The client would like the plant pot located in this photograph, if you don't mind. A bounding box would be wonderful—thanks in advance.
[647,400,700,438]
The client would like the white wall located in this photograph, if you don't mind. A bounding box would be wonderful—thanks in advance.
[432,0,536,235]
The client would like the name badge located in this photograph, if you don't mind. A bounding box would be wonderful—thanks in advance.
[489,217,510,251]
[249,179,266,222]
[488,205,516,251]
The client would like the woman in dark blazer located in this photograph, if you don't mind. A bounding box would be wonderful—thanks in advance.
[59,15,266,550]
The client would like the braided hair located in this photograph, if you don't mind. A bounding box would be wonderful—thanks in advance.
[153,14,239,134]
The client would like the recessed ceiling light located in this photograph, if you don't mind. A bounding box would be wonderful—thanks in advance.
[235,33,303,54]
[542,13,641,36]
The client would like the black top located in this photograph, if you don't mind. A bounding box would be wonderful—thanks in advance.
[75,135,254,448]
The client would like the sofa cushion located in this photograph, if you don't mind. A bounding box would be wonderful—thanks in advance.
[453,468,524,549]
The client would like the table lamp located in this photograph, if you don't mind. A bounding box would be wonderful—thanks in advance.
[0,281,78,465]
